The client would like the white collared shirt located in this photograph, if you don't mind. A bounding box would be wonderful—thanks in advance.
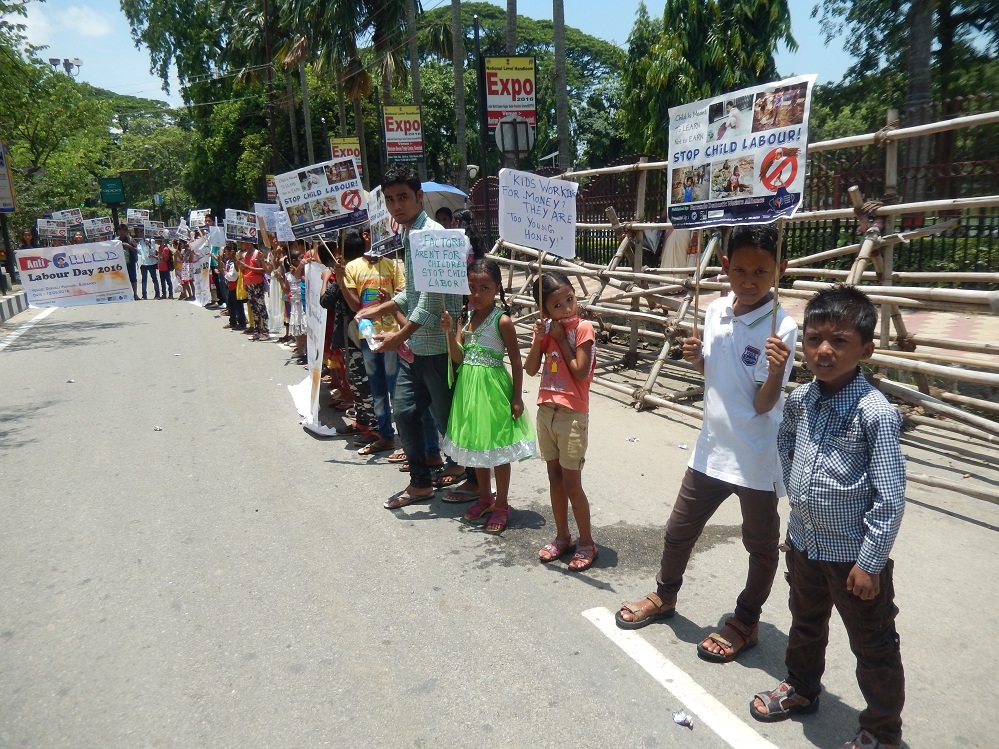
[688,295,798,493]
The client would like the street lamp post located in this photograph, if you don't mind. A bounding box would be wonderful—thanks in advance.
[48,57,82,76]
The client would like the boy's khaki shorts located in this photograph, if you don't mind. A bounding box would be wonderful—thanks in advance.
[536,403,588,471]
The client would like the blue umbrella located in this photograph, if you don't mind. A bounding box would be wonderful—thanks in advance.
[421,181,467,222]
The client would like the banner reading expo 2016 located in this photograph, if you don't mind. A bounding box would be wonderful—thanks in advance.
[273,157,367,240]
[667,74,816,229]
[383,105,423,163]
[484,56,537,134]
[17,241,132,306]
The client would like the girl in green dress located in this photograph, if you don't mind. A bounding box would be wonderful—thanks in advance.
[440,258,536,533]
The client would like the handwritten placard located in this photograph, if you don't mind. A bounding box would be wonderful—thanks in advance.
[498,168,578,259]
[409,229,469,295]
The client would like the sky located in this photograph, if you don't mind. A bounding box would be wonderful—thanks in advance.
[21,0,854,109]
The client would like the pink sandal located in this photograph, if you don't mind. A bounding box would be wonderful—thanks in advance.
[463,493,496,521]
[538,537,575,563]
[485,506,509,534]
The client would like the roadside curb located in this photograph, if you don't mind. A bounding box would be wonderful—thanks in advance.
[0,290,28,325]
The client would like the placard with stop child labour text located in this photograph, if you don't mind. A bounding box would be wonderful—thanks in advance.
[273,157,367,240]
[224,208,258,242]
[51,208,84,230]
[367,186,402,256]
[17,241,133,307]
[498,169,578,259]
[126,208,149,227]
[83,216,115,241]
[667,74,816,229]
[409,229,470,295]
[37,218,68,241]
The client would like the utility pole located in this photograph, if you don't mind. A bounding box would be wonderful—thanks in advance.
[406,0,427,181]
[262,0,280,174]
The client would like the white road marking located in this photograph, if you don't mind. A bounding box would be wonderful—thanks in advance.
[582,606,781,749]
[0,307,57,352]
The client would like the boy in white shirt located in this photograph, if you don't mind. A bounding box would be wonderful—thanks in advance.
[616,225,797,664]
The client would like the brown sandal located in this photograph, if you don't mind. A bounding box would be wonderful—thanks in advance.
[697,616,758,663]
[615,592,676,629]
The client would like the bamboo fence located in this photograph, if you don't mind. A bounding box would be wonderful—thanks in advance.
[487,108,999,503]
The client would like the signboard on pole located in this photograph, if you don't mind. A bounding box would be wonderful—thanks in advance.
[666,74,816,229]
[367,186,402,256]
[330,137,363,175]
[224,208,258,242]
[498,169,578,259]
[273,157,367,239]
[383,105,424,163]
[17,241,132,306]
[0,144,17,213]
[98,177,125,205]
[484,56,537,135]
[409,230,470,294]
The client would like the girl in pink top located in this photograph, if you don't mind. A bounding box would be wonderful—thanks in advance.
[525,271,598,572]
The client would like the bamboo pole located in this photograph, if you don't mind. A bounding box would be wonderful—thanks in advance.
[876,348,999,370]
[628,158,650,365]
[908,335,999,356]
[772,218,785,336]
[792,280,999,307]
[906,472,999,505]
[933,389,999,416]
[876,377,999,438]
[593,376,704,419]
[904,414,999,445]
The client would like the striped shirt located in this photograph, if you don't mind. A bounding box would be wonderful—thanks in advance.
[392,212,464,356]
[779,369,906,574]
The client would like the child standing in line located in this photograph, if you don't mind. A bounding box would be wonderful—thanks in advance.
[525,270,598,571]
[439,258,536,534]
[616,225,797,668]
[750,285,906,749]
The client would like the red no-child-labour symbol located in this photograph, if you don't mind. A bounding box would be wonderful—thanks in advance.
[759,148,798,192]
[341,190,362,211]
[389,217,400,234]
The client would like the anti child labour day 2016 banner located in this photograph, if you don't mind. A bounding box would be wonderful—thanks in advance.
[367,186,402,256]
[288,262,337,436]
[17,241,133,306]
[409,229,470,295]
[273,157,367,240]
[224,208,258,242]
[666,74,817,229]
[498,169,578,259]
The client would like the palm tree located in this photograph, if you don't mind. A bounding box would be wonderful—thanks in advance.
[405,0,427,180]
[507,0,517,53]
[553,0,570,170]
[452,0,468,189]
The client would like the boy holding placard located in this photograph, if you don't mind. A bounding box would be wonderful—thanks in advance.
[355,166,469,508]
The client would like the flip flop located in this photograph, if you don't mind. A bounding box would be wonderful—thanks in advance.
[432,470,466,488]
[383,489,435,509]
[386,450,407,464]
[441,487,480,503]
[358,440,396,456]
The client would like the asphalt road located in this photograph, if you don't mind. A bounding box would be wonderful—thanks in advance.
[1,300,997,748]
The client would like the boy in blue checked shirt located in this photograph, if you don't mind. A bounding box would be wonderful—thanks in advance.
[750,286,906,749]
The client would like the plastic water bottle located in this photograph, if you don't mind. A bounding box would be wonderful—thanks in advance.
[358,318,381,351]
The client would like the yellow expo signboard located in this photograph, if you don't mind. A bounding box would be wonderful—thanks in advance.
[329,137,364,175]
[383,106,423,163]
[484,56,537,134]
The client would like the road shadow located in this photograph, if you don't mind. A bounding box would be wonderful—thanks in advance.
[0,401,55,450]
[3,319,137,353]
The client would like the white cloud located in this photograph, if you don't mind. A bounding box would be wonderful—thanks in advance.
[57,6,114,38]
[22,6,55,49]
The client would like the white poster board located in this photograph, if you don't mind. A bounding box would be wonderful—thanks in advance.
[189,208,211,227]
[52,208,84,229]
[189,237,213,306]
[254,202,280,232]
[17,241,133,306]
[273,157,367,239]
[409,229,469,294]
[498,169,578,259]
[288,262,337,436]
[666,74,816,228]
[274,211,296,242]
[126,208,149,227]
[224,209,258,242]
[37,218,68,240]
[83,216,115,241]
[367,186,402,256]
